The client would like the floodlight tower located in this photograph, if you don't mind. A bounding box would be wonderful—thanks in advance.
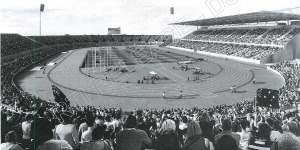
[39,4,45,36]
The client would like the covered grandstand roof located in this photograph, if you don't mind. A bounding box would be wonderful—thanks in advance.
[171,11,300,26]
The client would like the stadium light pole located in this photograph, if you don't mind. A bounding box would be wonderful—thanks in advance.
[39,4,45,36]
[39,10,41,36]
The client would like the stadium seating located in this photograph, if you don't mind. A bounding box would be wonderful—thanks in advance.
[1,34,42,56]
[170,25,300,61]
[1,34,300,150]
[170,40,281,60]
[28,35,171,46]
[183,26,300,46]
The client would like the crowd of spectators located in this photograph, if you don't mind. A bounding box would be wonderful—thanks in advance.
[270,61,300,107]
[1,34,300,150]
[184,26,300,46]
[29,35,171,46]
[1,99,300,150]
[170,40,281,60]
[1,34,42,56]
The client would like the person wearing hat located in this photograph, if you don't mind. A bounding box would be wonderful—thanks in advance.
[55,111,79,149]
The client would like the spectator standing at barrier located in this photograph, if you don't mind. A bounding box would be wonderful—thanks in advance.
[116,115,152,150]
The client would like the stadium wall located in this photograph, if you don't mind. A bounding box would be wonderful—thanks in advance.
[261,33,300,63]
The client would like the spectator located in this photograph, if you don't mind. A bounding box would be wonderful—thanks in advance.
[286,121,298,136]
[78,119,88,140]
[80,124,112,150]
[81,114,95,142]
[31,107,55,149]
[270,132,300,150]
[199,113,214,141]
[55,111,79,149]
[21,114,32,149]
[237,119,250,150]
[215,134,238,150]
[35,119,73,150]
[1,112,9,143]
[182,120,214,150]
[248,123,273,150]
[0,131,24,150]
[116,115,151,150]
[154,119,179,150]
[214,119,240,147]
[270,120,283,142]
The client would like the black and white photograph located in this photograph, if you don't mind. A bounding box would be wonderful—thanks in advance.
[1,0,300,150]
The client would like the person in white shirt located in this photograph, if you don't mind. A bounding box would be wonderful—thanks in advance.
[237,119,250,150]
[81,118,95,142]
[78,121,88,139]
[35,121,73,150]
[79,112,95,139]
[21,114,32,149]
[22,114,32,140]
[80,124,112,150]
[55,112,79,149]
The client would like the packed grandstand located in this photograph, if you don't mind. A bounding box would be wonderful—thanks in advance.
[1,11,300,150]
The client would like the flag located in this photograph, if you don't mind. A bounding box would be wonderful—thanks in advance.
[256,88,279,108]
[170,7,174,15]
[40,4,45,12]
[51,84,70,107]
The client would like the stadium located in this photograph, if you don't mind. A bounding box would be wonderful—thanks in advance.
[1,2,300,150]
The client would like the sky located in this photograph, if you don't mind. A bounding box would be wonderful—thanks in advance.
[1,0,300,36]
